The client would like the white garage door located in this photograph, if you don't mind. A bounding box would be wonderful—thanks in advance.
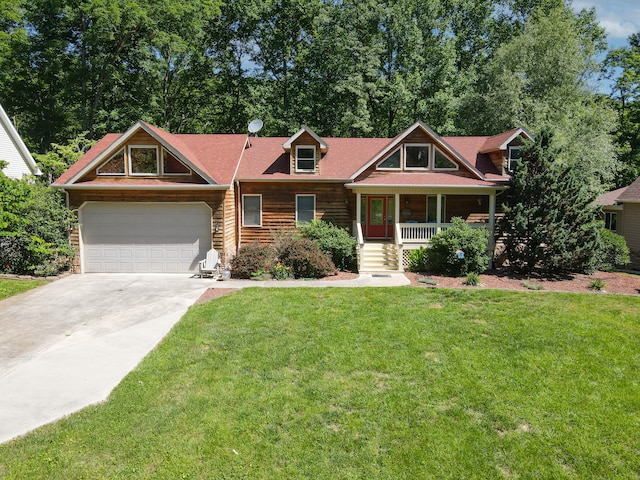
[80,202,211,273]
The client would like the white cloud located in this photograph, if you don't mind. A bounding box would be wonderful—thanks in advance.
[572,0,640,41]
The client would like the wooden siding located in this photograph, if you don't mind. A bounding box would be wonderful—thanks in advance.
[622,203,640,267]
[239,182,353,245]
[67,189,229,269]
[222,187,237,263]
[488,151,505,174]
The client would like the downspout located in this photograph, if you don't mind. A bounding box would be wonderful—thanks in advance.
[235,180,242,252]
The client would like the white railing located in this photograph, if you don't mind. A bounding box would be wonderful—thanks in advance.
[398,223,451,244]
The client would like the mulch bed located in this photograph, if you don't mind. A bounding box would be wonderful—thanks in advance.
[405,270,640,295]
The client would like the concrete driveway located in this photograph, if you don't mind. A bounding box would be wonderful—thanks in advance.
[0,274,210,444]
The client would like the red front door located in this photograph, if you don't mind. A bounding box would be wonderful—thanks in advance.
[367,196,392,238]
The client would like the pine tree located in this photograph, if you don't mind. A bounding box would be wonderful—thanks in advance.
[499,129,602,275]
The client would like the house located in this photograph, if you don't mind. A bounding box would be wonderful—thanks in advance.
[597,178,640,269]
[52,121,531,273]
[0,102,41,179]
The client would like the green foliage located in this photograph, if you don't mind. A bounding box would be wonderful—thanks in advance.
[588,278,606,291]
[276,237,336,279]
[271,262,293,280]
[0,172,75,275]
[594,228,631,272]
[298,219,357,271]
[521,280,545,291]
[500,130,602,276]
[463,272,480,286]
[406,246,428,272]
[33,133,95,183]
[425,217,489,276]
[230,243,277,279]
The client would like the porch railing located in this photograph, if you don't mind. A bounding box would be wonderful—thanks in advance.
[398,223,450,244]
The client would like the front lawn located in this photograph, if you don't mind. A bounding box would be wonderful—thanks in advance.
[1,287,639,478]
[0,279,48,301]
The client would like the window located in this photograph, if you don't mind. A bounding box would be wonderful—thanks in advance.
[508,146,522,172]
[129,145,159,175]
[97,149,125,175]
[426,195,446,223]
[433,148,457,170]
[604,212,617,231]
[162,149,191,175]
[377,148,401,169]
[242,195,262,227]
[296,195,315,223]
[296,146,316,172]
[405,144,430,169]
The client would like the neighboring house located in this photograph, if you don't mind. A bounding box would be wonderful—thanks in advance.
[53,120,531,273]
[597,178,640,269]
[0,102,41,178]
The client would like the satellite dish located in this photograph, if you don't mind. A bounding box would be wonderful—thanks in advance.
[248,119,263,135]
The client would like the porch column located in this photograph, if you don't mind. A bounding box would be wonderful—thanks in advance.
[394,193,400,243]
[356,192,362,236]
[488,192,496,269]
[436,194,442,233]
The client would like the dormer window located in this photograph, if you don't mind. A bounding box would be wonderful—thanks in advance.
[433,148,458,170]
[162,149,191,175]
[508,146,522,172]
[377,148,401,169]
[129,145,159,176]
[296,146,316,172]
[97,149,125,175]
[405,144,430,169]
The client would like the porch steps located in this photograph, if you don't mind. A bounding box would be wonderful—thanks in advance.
[359,243,401,272]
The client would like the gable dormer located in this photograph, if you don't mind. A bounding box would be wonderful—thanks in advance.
[282,126,329,175]
[480,127,533,175]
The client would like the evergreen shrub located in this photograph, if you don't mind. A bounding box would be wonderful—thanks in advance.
[425,217,489,276]
[298,219,357,271]
[593,228,630,271]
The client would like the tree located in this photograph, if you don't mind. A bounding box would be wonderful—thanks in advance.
[499,129,602,275]
[606,33,640,187]
[461,6,618,191]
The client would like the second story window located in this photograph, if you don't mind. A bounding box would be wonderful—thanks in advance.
[508,146,522,172]
[405,144,430,169]
[296,146,316,172]
[129,145,159,175]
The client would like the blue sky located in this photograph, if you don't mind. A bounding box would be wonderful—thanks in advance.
[573,0,639,49]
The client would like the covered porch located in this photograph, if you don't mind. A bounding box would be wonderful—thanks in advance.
[349,188,505,272]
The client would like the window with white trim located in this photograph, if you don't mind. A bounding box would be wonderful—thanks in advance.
[377,148,401,169]
[433,148,458,170]
[604,212,617,231]
[296,194,315,223]
[97,148,125,175]
[405,144,430,169]
[508,146,522,172]
[295,146,316,172]
[129,145,159,175]
[162,149,191,175]
[242,194,262,227]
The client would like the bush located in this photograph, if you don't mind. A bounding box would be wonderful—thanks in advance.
[298,220,357,271]
[276,237,336,279]
[589,278,606,291]
[230,244,277,279]
[406,247,428,272]
[463,272,480,286]
[425,217,489,276]
[593,229,630,272]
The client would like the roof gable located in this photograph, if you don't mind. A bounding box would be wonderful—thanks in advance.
[617,177,640,202]
[479,127,533,153]
[0,103,41,178]
[54,122,248,187]
[282,126,328,153]
[352,121,485,180]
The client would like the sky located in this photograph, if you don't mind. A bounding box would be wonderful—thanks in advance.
[572,0,639,49]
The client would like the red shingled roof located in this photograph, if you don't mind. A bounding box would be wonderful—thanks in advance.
[347,172,505,188]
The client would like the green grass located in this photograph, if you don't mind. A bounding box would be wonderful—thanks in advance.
[0,279,48,300]
[1,287,639,479]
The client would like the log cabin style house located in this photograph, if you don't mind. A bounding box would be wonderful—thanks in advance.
[53,121,532,273]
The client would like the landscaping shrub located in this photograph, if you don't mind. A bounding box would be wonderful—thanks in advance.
[425,217,489,276]
[298,219,357,271]
[589,278,606,291]
[230,244,277,279]
[593,228,630,272]
[463,272,480,286]
[406,247,428,272]
[276,237,336,278]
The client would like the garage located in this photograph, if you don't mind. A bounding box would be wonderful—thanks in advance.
[79,202,212,273]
